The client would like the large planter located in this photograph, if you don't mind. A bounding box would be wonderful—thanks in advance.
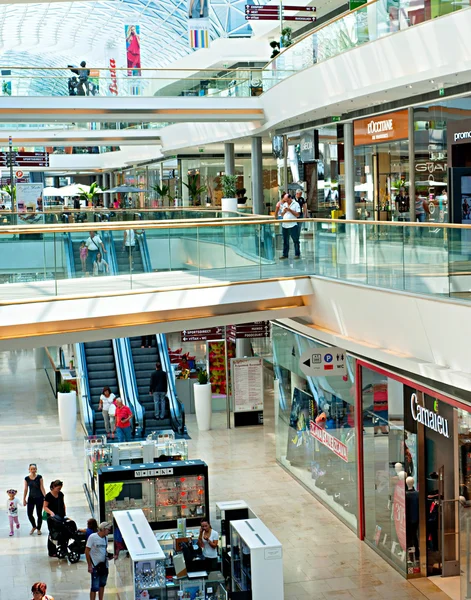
[58,391,77,441]
[193,383,212,431]
[221,197,238,213]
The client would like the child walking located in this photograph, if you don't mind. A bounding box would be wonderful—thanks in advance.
[7,489,21,536]
[79,241,88,275]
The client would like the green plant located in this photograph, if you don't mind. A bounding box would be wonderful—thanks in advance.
[79,181,100,207]
[152,183,173,206]
[221,174,238,199]
[58,381,72,394]
[281,27,293,48]
[2,184,15,202]
[197,369,209,385]
[182,174,206,206]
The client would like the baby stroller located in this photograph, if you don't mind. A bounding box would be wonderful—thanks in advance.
[48,516,87,563]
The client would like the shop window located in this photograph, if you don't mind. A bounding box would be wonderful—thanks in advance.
[273,324,357,531]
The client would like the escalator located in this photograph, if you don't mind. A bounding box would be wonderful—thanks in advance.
[128,336,173,434]
[110,230,146,274]
[83,340,119,436]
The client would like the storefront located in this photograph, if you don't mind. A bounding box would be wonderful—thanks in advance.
[273,322,471,592]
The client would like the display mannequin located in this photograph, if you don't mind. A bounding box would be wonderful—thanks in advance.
[405,476,419,556]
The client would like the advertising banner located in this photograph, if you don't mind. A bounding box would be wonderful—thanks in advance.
[231,358,264,413]
[309,420,348,462]
[188,0,210,49]
[125,25,141,76]
[16,182,43,213]
[109,58,118,95]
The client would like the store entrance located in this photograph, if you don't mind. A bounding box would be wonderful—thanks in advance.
[423,395,458,578]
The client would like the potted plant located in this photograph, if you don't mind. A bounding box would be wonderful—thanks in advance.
[152,183,173,208]
[79,181,100,208]
[221,174,238,213]
[182,174,206,206]
[193,369,212,431]
[57,380,77,441]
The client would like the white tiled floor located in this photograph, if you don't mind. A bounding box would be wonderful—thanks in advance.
[0,350,454,599]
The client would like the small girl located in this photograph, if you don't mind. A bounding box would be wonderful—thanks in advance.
[6,489,21,536]
[79,241,88,274]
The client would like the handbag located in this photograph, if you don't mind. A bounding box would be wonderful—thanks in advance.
[42,510,48,521]
[95,561,109,576]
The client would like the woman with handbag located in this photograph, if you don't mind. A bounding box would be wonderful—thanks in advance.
[23,463,46,535]
[43,480,66,557]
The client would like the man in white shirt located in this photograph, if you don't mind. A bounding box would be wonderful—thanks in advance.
[280,193,301,259]
[85,230,106,273]
[86,521,112,600]
[198,519,219,572]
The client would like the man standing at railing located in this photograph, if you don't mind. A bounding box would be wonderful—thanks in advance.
[280,193,301,260]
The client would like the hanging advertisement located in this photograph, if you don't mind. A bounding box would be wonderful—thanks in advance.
[207,339,235,395]
[109,59,118,95]
[16,182,43,212]
[125,25,141,76]
[188,0,210,49]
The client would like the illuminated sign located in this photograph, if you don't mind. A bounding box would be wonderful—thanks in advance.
[410,393,449,438]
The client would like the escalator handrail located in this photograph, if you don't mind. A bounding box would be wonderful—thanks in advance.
[139,230,152,273]
[156,333,186,436]
[74,342,95,435]
[105,230,118,276]
[63,232,75,278]
[113,338,144,436]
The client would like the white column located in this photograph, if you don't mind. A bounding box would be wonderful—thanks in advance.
[344,122,355,220]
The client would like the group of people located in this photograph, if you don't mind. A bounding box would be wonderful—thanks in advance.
[8,465,114,600]
[275,189,308,260]
[79,228,140,277]
[99,387,133,442]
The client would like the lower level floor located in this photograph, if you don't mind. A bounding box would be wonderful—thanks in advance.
[0,349,454,600]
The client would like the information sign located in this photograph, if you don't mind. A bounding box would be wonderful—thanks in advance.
[181,327,223,342]
[231,357,264,413]
[299,346,347,378]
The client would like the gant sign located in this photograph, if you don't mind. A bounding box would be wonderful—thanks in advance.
[410,393,450,438]
[354,110,409,145]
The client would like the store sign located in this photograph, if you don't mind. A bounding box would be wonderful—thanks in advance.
[415,162,446,173]
[354,110,409,146]
[410,393,450,438]
[309,421,348,462]
[135,468,174,478]
[300,129,319,163]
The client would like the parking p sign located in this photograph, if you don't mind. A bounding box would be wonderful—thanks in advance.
[299,347,347,378]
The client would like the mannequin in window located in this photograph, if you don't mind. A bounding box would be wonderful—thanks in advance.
[395,188,410,221]
[406,476,419,557]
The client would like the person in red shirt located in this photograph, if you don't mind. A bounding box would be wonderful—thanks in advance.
[114,398,133,442]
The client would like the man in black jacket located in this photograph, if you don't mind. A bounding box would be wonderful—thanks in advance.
[149,362,168,420]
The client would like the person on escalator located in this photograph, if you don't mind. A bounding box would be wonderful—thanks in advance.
[114,398,133,442]
[93,253,109,277]
[149,362,168,420]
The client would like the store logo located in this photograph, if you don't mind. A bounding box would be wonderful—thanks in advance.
[302,140,313,151]
[135,468,174,478]
[410,393,449,438]
[454,130,471,142]
[367,119,393,135]
[415,162,446,173]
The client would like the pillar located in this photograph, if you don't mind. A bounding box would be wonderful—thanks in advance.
[251,136,263,215]
[344,122,355,220]
[236,338,252,358]
[224,142,235,176]
[34,347,46,370]
[109,172,115,207]
[408,107,416,223]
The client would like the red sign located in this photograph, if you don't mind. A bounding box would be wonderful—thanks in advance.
[246,15,279,20]
[283,4,316,10]
[309,421,348,462]
[181,327,223,342]
[15,170,23,178]
[182,334,224,342]
[109,58,118,95]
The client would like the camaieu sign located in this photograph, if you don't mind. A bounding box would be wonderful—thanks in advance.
[354,109,409,145]
[410,393,450,438]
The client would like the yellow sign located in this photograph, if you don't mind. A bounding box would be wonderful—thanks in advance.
[104,482,124,503]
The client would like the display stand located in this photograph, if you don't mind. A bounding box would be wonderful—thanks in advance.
[230,518,283,600]
[231,358,264,427]
[84,436,188,517]
[98,459,209,529]
[114,509,167,600]
[215,501,257,580]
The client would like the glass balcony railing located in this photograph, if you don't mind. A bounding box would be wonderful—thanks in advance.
[1,0,468,98]
[0,218,470,305]
[0,207,258,226]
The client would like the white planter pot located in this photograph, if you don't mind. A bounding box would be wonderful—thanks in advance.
[221,197,238,213]
[58,391,77,441]
[193,383,212,431]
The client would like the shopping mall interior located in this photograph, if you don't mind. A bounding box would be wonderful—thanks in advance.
[3,0,471,599]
